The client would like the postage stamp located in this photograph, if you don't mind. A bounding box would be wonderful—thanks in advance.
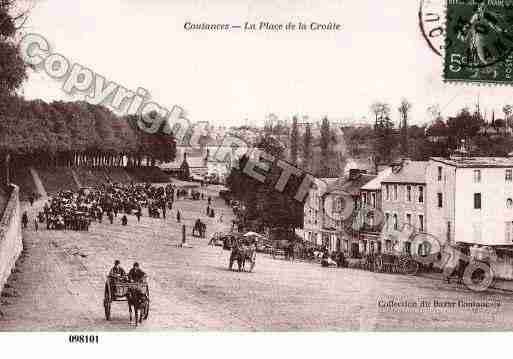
[444,0,513,84]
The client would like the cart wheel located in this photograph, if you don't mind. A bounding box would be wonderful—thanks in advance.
[104,283,111,320]
[144,286,150,320]
[374,257,383,273]
[403,258,419,276]
[143,299,150,320]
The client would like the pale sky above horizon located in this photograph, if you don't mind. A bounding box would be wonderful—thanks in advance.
[19,0,513,127]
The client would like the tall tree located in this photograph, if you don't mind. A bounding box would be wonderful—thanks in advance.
[374,116,395,165]
[503,105,513,127]
[302,123,313,172]
[398,98,412,157]
[320,117,330,177]
[370,102,391,128]
[290,115,299,165]
[0,0,29,185]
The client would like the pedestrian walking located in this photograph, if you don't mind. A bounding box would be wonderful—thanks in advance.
[108,211,114,224]
[121,214,128,226]
[176,210,181,223]
[136,209,141,222]
[206,205,210,215]
[22,211,29,229]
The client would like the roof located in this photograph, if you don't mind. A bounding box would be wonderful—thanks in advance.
[326,173,376,196]
[381,161,428,184]
[431,157,513,168]
[361,167,392,191]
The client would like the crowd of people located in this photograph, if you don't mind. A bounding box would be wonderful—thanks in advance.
[24,182,215,232]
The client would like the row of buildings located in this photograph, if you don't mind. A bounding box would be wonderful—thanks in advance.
[300,156,513,278]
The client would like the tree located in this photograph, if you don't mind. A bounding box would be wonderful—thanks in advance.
[290,116,299,165]
[370,102,391,127]
[320,117,330,177]
[374,115,395,165]
[226,151,305,238]
[302,123,313,172]
[398,98,412,156]
[503,105,513,127]
[370,102,395,165]
[446,107,483,145]
[0,0,30,185]
[0,0,29,96]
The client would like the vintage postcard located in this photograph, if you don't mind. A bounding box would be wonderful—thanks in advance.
[2,0,513,348]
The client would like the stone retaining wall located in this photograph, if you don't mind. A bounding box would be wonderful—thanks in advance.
[0,184,22,291]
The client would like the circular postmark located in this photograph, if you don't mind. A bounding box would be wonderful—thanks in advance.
[419,0,447,57]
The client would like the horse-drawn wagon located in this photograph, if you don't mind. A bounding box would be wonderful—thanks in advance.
[104,277,150,325]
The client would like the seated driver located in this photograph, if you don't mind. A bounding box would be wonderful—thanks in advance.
[109,260,126,281]
[128,262,146,283]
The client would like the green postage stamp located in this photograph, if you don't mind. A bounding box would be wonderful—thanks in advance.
[444,0,513,84]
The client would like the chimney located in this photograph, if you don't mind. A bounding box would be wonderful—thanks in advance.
[349,168,361,180]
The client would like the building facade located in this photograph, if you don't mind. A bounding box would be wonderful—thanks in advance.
[380,160,428,254]
[358,167,392,255]
[300,178,325,247]
[427,157,513,247]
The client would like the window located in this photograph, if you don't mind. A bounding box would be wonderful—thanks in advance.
[406,213,412,226]
[508,198,513,209]
[418,215,424,232]
[367,211,375,227]
[393,214,398,230]
[447,221,451,243]
[437,166,442,181]
[385,185,390,201]
[406,185,411,202]
[506,222,513,242]
[404,241,411,255]
[393,185,398,201]
[474,193,481,209]
[385,212,390,230]
[418,186,424,203]
[507,169,512,182]
[437,193,443,208]
[371,193,376,208]
[362,192,367,205]
[473,169,481,183]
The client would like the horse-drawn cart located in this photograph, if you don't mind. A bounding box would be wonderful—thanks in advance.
[104,277,150,323]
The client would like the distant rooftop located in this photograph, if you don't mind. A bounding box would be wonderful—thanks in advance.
[326,173,377,196]
[382,160,428,184]
[361,167,392,191]
[431,157,513,168]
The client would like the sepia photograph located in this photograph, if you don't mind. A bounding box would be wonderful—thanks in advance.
[2,0,513,353]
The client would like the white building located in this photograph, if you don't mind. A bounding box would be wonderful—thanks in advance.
[427,157,513,247]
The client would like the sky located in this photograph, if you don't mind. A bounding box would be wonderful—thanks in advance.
[19,0,513,127]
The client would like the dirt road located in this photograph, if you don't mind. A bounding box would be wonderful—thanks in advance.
[2,190,513,331]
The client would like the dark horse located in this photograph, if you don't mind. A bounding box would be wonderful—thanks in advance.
[229,241,256,272]
[127,285,149,326]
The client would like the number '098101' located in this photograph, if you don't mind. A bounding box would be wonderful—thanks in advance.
[68,335,99,344]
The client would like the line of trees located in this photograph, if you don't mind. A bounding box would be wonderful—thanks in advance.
[0,97,177,169]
